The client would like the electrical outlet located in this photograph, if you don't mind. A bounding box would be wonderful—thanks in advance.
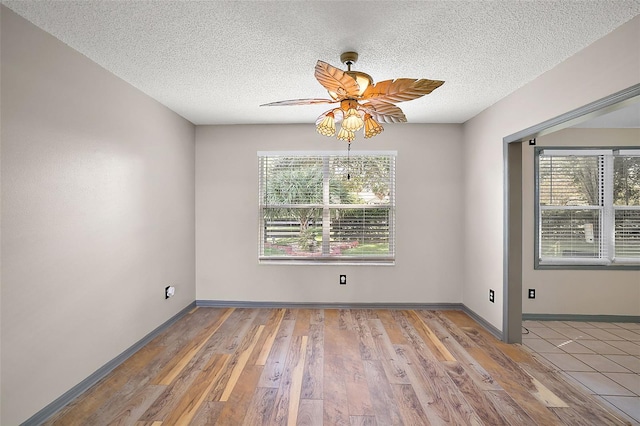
[165,286,175,299]
[339,275,347,285]
[489,289,495,303]
[528,289,536,299]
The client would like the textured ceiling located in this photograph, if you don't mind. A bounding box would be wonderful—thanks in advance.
[3,1,640,125]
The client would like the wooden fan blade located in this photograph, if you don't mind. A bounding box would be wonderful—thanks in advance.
[362,101,407,123]
[260,98,337,107]
[314,60,360,99]
[362,78,444,103]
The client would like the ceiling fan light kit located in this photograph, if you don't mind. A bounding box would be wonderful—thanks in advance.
[261,51,444,144]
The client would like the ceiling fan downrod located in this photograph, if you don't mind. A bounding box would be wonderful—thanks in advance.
[340,51,358,71]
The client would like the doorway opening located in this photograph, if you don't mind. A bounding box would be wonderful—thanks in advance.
[502,84,640,343]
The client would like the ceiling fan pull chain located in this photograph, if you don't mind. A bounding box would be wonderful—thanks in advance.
[347,142,351,180]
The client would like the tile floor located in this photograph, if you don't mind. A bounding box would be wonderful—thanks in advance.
[522,320,640,425]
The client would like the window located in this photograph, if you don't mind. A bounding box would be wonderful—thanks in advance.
[258,151,396,263]
[536,148,640,267]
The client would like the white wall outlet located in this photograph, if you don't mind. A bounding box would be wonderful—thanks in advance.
[165,286,175,299]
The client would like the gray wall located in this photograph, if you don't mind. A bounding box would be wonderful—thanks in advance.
[522,128,640,315]
[0,8,196,425]
[462,16,640,330]
[195,124,464,304]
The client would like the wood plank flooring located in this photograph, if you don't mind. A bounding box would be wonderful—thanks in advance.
[43,308,632,425]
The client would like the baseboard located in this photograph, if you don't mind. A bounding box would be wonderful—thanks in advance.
[196,299,464,310]
[523,313,640,323]
[21,302,196,426]
[460,304,504,340]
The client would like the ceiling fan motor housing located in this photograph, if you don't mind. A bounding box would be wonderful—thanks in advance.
[339,52,373,97]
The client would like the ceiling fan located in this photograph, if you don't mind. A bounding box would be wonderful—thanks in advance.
[261,52,444,143]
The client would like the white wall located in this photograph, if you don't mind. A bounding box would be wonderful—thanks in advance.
[0,8,196,425]
[522,128,640,315]
[196,124,464,304]
[463,16,640,330]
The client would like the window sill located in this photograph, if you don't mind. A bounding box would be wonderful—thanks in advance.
[535,261,640,270]
[259,257,395,266]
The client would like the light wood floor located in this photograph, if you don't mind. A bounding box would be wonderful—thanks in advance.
[44,308,631,425]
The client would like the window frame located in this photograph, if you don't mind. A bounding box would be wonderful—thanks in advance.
[258,150,396,265]
[534,146,640,270]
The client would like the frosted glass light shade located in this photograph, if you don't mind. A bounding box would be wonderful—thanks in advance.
[364,114,384,138]
[342,108,364,131]
[316,112,336,136]
[336,127,355,142]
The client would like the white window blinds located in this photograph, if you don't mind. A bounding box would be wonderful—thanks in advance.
[258,151,396,262]
[614,153,640,259]
[536,149,640,266]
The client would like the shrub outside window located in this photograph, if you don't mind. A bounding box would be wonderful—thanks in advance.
[536,148,640,267]
[258,151,396,263]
